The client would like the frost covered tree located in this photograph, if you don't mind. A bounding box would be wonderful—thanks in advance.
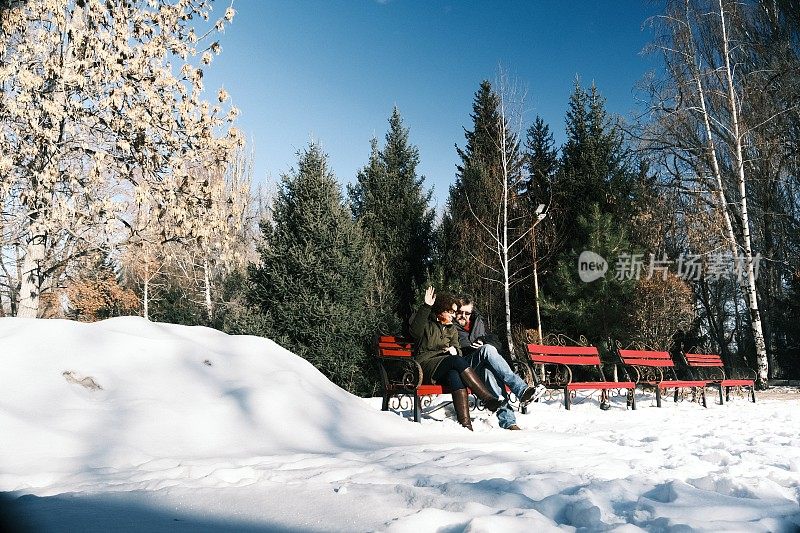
[0,0,242,317]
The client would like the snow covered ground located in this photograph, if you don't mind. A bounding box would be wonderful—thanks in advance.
[1,317,799,532]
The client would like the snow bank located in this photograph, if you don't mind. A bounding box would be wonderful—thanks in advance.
[0,317,454,493]
[1,317,800,532]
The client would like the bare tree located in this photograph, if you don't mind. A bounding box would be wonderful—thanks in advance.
[643,0,793,386]
[174,148,254,322]
[461,70,547,358]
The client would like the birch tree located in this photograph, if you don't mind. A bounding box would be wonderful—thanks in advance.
[445,76,541,359]
[0,0,242,317]
[645,0,781,386]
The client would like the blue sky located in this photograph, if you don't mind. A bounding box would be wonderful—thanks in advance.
[203,1,661,210]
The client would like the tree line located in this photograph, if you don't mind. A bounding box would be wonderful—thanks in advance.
[2,0,798,395]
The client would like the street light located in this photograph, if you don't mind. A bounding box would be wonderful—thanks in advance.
[532,204,546,343]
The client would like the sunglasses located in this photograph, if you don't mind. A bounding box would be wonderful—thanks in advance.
[456,311,472,316]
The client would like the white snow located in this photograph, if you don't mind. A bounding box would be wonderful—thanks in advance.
[1,316,799,532]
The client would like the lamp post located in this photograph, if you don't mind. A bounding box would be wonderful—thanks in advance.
[532,204,546,343]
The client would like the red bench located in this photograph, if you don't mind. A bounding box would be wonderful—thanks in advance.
[616,349,710,407]
[375,335,444,422]
[526,343,636,410]
[683,352,756,404]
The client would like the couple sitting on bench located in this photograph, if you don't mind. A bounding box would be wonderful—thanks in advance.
[409,286,546,431]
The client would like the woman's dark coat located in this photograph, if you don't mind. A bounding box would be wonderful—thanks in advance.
[408,304,461,383]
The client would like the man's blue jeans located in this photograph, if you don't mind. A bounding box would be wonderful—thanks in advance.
[465,344,528,428]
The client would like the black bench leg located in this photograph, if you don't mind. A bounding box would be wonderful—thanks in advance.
[564,388,571,410]
[751,387,756,403]
[413,393,421,422]
[701,387,707,408]
[630,388,636,410]
[674,388,679,403]
[718,385,725,405]
[655,387,662,408]
[381,393,389,411]
[600,390,610,410]
[726,386,731,402]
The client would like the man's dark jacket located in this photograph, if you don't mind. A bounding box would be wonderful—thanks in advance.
[455,309,505,356]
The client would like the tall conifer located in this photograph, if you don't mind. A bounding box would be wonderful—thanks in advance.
[512,116,559,329]
[542,81,641,344]
[349,108,435,328]
[247,143,375,395]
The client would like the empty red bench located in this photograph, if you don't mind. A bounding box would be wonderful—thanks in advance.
[616,349,710,407]
[683,352,756,404]
[526,343,636,410]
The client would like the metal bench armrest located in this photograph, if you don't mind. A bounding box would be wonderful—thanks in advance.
[377,356,423,392]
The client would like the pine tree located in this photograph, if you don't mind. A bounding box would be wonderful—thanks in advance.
[542,205,637,345]
[349,108,435,330]
[523,116,558,203]
[555,81,632,252]
[246,144,376,395]
[541,81,641,342]
[512,116,559,328]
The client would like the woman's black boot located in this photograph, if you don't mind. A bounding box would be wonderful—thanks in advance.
[460,367,503,412]
[452,388,473,431]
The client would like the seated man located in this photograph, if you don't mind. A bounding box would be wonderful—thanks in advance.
[456,294,546,430]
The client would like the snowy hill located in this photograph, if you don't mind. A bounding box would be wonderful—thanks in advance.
[1,317,799,532]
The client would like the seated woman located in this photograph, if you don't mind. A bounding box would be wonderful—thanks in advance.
[408,286,503,430]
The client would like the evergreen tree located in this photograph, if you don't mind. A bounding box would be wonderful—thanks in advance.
[522,116,558,203]
[556,81,632,250]
[512,116,559,328]
[349,108,435,330]
[245,144,376,395]
[541,80,642,342]
[542,205,637,345]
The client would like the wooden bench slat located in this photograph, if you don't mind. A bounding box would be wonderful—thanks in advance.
[622,358,674,367]
[685,353,724,364]
[527,344,600,356]
[529,354,601,365]
[618,349,671,360]
[721,379,755,386]
[379,348,412,357]
[656,380,708,388]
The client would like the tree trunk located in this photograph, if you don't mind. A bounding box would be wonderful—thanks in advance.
[203,258,213,324]
[17,235,46,318]
[143,265,150,321]
[718,0,769,387]
[685,0,769,387]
